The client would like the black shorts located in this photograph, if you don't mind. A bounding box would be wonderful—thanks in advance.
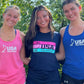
[61,73,84,84]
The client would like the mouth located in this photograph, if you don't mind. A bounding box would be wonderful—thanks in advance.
[9,22,13,24]
[8,21,13,23]
[69,15,74,18]
[8,21,14,25]
[41,23,45,25]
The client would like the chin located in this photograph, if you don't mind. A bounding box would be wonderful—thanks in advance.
[8,25,14,28]
[68,18,76,21]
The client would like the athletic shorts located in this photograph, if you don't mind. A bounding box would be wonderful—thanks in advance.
[61,73,84,84]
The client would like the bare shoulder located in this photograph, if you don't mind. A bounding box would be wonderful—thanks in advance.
[20,31,25,42]
[60,26,66,37]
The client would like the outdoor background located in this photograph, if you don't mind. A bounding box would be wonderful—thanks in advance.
[0,0,84,76]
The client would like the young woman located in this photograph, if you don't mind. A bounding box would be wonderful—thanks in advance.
[56,0,84,84]
[0,5,30,84]
[25,5,61,84]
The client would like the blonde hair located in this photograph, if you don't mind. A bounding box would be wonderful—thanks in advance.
[4,5,20,16]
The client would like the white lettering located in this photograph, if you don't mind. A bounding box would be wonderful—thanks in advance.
[2,45,17,53]
[70,39,84,46]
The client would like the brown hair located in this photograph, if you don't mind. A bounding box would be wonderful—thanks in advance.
[62,0,80,8]
[25,5,54,57]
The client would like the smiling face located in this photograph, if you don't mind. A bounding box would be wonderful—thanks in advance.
[3,8,20,28]
[63,3,80,21]
[36,10,50,30]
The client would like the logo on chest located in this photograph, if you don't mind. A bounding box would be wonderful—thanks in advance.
[70,39,84,46]
[2,45,17,53]
[33,41,56,53]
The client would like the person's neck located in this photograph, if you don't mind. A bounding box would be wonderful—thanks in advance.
[69,19,84,30]
[1,25,14,33]
[40,28,50,33]
[70,19,83,27]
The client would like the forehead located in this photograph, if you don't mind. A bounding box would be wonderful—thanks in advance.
[63,3,77,10]
[37,10,48,16]
[6,8,19,15]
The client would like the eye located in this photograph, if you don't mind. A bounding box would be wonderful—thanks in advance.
[64,10,68,13]
[43,15,47,17]
[37,16,40,20]
[71,7,75,10]
[14,16,18,18]
[7,14,11,16]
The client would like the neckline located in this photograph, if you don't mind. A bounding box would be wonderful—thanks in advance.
[67,25,84,37]
[0,30,17,42]
[39,31,51,34]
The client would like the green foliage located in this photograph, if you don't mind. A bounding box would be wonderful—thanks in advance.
[0,0,84,32]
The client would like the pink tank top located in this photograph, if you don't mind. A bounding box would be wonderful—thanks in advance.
[0,30,26,84]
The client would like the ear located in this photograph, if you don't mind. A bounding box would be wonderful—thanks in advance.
[17,16,20,21]
[3,13,5,19]
[79,5,82,11]
[18,17,20,21]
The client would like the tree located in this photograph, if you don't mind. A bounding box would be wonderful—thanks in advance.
[0,0,84,32]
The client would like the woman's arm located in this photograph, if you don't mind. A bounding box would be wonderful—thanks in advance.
[20,31,31,65]
[56,27,66,60]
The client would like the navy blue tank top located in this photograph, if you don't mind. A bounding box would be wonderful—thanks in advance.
[63,25,84,79]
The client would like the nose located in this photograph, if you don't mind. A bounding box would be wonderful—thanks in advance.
[69,10,72,15]
[10,16,15,21]
[40,17,44,22]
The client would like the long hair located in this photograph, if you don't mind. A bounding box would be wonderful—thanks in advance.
[25,5,54,57]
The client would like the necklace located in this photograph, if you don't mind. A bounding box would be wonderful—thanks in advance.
[0,28,15,41]
[69,21,84,31]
